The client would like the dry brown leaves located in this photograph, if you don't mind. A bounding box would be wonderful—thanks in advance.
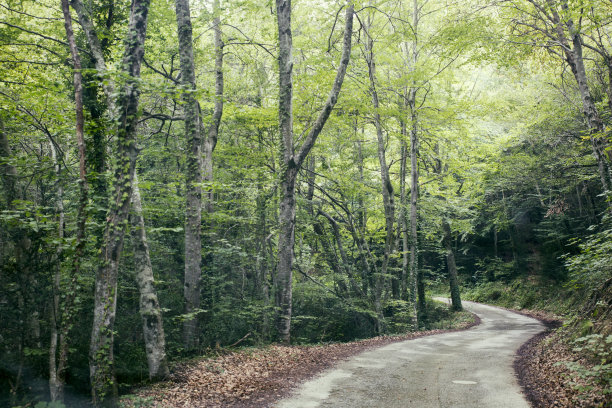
[123,318,478,408]
[516,330,611,408]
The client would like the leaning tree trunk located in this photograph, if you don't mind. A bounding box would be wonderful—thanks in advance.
[175,0,204,351]
[130,174,169,379]
[275,0,354,343]
[550,5,612,199]
[568,32,612,194]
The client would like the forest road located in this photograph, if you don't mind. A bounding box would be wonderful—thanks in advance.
[274,300,545,408]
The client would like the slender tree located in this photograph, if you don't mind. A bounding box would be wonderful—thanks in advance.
[49,0,89,400]
[130,173,169,379]
[203,0,224,214]
[403,0,424,321]
[363,16,393,333]
[275,0,354,343]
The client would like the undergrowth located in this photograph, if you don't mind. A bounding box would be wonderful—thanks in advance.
[462,277,611,406]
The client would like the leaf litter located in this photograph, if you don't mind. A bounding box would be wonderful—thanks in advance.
[515,311,611,408]
[122,317,479,408]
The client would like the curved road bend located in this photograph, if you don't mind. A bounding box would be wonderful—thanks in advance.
[275,300,544,408]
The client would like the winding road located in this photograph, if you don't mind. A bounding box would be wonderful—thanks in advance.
[275,300,545,408]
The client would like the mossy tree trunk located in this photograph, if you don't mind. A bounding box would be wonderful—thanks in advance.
[175,0,203,351]
[71,0,152,405]
[130,173,169,379]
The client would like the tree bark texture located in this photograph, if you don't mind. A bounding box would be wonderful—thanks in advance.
[130,174,169,379]
[275,0,354,343]
[72,0,152,405]
[175,0,203,351]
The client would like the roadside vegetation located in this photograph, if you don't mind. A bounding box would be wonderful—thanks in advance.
[463,226,612,407]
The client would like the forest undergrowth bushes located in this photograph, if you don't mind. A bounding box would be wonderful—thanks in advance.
[465,278,612,406]
[463,220,612,406]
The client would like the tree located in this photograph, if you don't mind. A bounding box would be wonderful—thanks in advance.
[49,0,89,400]
[503,0,612,201]
[129,173,169,379]
[362,10,394,333]
[275,0,354,343]
[70,0,153,404]
[175,0,204,351]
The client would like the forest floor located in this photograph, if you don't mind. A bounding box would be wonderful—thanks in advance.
[514,310,611,408]
[120,311,478,408]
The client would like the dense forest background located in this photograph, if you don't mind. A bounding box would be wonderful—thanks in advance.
[0,0,611,407]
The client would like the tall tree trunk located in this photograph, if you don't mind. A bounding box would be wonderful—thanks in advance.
[49,141,64,402]
[606,58,612,116]
[408,98,423,319]
[72,0,152,405]
[203,0,224,214]
[175,0,203,351]
[0,115,27,405]
[275,0,295,344]
[442,219,462,311]
[255,169,272,339]
[50,2,89,401]
[355,127,368,295]
[130,174,169,379]
[275,0,354,343]
[402,0,422,325]
[399,132,410,303]
[364,30,392,331]
[567,33,612,195]
[493,226,498,259]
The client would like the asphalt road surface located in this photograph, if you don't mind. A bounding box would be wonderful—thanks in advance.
[275,300,545,408]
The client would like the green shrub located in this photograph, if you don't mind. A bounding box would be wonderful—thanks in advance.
[557,334,612,395]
